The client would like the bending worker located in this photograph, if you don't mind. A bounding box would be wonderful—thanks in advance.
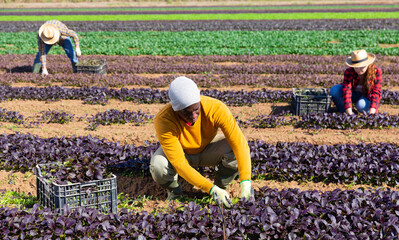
[33,20,81,76]
[150,76,253,207]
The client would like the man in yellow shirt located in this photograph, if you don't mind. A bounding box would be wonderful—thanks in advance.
[150,76,253,207]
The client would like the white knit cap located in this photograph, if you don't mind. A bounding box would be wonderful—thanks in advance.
[168,76,201,111]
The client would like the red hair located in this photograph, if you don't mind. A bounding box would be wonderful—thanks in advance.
[363,64,377,96]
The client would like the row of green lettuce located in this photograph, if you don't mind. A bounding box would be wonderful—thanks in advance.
[1,12,399,21]
[2,4,399,12]
[1,30,399,56]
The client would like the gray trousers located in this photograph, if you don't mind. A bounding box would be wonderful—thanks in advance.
[150,134,238,190]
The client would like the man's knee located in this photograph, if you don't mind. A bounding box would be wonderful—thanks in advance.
[150,155,167,178]
[150,151,177,185]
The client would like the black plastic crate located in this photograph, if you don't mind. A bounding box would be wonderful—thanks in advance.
[35,163,117,214]
[292,88,331,116]
[75,59,106,75]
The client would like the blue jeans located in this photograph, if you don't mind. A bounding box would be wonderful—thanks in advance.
[330,84,370,113]
[33,37,78,66]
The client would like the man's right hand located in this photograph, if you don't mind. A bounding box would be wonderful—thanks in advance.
[240,180,254,200]
[42,67,48,76]
[210,185,232,208]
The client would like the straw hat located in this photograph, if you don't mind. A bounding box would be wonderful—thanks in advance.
[38,23,60,45]
[345,49,375,68]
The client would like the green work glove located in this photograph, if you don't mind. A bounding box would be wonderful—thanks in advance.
[210,185,232,208]
[240,180,254,200]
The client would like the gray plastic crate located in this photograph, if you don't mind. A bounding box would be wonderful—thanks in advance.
[292,88,331,116]
[75,59,106,75]
[36,163,117,214]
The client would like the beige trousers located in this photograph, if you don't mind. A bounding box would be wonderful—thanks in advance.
[150,134,238,190]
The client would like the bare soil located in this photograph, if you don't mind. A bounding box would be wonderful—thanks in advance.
[1,81,398,212]
[2,170,398,213]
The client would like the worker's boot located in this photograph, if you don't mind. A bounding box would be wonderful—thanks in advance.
[161,181,182,200]
[32,63,41,73]
[72,62,77,73]
[214,163,239,190]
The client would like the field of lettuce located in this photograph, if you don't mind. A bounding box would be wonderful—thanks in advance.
[0,2,399,239]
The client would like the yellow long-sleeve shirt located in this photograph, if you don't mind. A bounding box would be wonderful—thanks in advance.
[154,95,251,193]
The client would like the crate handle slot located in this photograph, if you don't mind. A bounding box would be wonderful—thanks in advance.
[80,182,97,188]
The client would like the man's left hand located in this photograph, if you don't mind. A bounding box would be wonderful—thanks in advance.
[76,46,81,57]
[41,67,48,76]
[240,180,254,200]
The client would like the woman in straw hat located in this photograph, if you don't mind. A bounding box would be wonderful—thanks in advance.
[33,20,81,76]
[330,49,382,115]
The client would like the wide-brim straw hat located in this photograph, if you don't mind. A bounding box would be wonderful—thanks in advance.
[345,49,376,68]
[38,23,60,45]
